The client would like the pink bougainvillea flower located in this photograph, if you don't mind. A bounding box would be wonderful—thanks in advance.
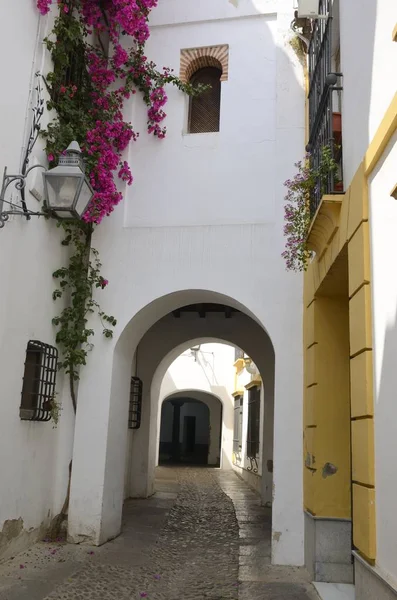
[37,0,52,15]
[47,154,54,162]
[96,277,109,289]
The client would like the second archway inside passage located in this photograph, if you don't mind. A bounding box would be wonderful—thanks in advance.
[159,396,220,466]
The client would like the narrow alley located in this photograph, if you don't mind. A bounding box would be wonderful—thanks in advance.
[0,469,318,600]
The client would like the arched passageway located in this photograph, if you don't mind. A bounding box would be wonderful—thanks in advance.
[68,290,303,567]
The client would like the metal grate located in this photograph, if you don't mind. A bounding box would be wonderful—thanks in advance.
[128,377,143,429]
[247,385,260,460]
[20,340,58,422]
[188,67,221,133]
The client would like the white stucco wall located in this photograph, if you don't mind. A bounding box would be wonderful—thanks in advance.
[161,343,235,395]
[0,4,73,559]
[369,131,397,584]
[340,0,397,187]
[125,9,277,228]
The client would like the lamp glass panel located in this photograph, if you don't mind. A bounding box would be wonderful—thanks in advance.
[74,179,93,217]
[45,175,81,209]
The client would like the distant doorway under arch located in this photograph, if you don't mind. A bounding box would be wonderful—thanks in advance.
[159,393,222,467]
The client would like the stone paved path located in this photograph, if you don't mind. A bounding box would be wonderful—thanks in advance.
[0,468,319,600]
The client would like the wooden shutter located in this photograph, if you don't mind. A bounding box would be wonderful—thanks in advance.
[188,67,221,133]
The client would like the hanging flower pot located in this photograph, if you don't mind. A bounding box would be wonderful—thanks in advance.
[334,181,344,192]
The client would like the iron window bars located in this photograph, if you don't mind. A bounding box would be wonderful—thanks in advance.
[246,385,260,472]
[129,377,143,429]
[20,340,58,422]
[307,0,343,216]
[233,395,243,461]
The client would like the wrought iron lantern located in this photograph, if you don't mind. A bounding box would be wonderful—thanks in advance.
[0,141,93,229]
[42,141,94,219]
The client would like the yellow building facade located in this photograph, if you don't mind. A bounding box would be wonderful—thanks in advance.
[303,93,397,584]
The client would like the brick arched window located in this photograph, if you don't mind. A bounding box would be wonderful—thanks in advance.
[188,66,222,134]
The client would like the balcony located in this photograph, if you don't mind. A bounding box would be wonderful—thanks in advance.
[307,0,343,217]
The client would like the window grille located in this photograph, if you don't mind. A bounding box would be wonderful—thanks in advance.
[20,340,58,422]
[247,385,260,460]
[233,395,243,456]
[307,0,343,216]
[128,377,143,429]
[188,67,222,133]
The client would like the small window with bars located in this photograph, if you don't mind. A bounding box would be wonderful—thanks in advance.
[20,340,58,422]
[128,377,143,429]
[188,66,222,134]
[247,385,261,459]
[233,394,243,457]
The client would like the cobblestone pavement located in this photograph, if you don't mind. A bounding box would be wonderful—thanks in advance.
[0,468,319,600]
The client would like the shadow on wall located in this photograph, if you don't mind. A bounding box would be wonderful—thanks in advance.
[375,308,397,580]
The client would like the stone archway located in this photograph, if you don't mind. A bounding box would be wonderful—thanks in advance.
[68,289,303,566]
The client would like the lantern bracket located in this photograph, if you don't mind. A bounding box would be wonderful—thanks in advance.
[0,164,47,229]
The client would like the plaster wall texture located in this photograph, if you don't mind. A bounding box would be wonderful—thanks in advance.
[339,0,397,187]
[368,130,397,586]
[0,4,74,559]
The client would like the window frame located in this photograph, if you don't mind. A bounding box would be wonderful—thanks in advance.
[246,385,261,461]
[187,66,222,134]
[128,376,143,430]
[233,394,243,460]
[20,340,58,422]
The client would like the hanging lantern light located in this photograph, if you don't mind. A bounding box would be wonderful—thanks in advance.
[43,141,94,219]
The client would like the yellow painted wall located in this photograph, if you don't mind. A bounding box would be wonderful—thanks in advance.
[303,295,351,519]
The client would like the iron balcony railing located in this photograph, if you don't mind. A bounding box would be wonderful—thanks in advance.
[307,0,343,217]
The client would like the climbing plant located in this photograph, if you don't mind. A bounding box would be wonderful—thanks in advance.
[282,145,339,272]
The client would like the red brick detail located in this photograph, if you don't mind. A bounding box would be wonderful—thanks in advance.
[180,45,229,83]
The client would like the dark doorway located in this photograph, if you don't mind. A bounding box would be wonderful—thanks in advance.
[159,398,210,466]
[183,416,196,453]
